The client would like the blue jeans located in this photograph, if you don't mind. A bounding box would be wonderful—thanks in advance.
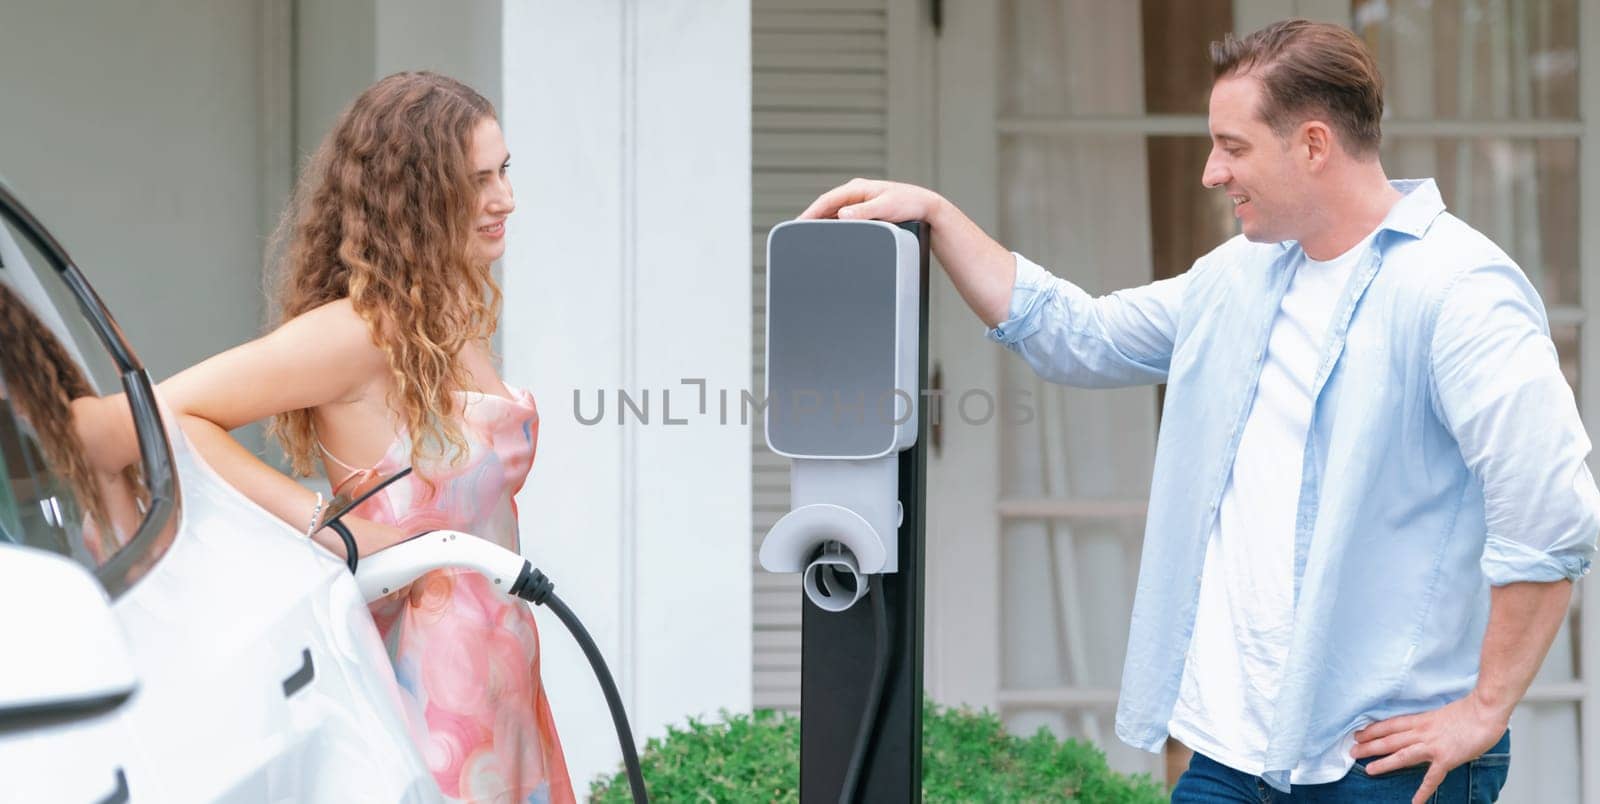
[1171,730,1511,803]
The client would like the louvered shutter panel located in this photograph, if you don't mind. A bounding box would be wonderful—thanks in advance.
[751,0,890,712]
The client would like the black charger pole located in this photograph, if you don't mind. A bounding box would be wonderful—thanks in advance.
[798,220,929,803]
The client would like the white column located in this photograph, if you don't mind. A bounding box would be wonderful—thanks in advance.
[500,1,752,793]
[629,0,753,740]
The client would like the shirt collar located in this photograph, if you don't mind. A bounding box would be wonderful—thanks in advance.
[1275,178,1447,252]
[1376,178,1447,240]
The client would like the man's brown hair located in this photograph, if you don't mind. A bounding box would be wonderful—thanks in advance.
[1210,18,1384,158]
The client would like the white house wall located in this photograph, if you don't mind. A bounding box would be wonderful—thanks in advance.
[295,0,376,160]
[375,0,502,113]
[0,0,266,400]
[500,1,753,794]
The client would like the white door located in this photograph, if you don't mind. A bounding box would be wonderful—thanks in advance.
[925,1,1597,798]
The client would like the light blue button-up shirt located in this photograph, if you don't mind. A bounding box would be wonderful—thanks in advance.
[986,179,1600,791]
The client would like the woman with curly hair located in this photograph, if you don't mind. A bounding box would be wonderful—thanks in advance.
[155,71,573,803]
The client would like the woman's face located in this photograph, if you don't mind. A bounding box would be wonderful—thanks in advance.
[468,117,514,265]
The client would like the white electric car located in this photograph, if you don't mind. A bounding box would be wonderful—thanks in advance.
[0,181,440,802]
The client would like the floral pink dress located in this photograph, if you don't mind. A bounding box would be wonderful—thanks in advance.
[323,385,574,804]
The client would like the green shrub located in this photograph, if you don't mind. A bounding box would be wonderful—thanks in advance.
[589,698,1167,803]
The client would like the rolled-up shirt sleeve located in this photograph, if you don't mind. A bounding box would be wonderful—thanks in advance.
[1431,261,1600,585]
[984,253,1187,388]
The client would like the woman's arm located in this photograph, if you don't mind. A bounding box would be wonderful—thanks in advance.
[159,299,410,558]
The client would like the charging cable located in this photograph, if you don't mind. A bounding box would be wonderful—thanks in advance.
[330,471,651,803]
[839,574,891,804]
[316,466,416,573]
[510,565,649,803]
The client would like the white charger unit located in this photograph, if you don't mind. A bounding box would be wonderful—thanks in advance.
[758,219,920,612]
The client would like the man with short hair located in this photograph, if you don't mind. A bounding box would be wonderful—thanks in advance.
[801,18,1598,803]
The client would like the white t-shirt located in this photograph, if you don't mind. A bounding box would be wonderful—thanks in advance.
[1167,233,1374,784]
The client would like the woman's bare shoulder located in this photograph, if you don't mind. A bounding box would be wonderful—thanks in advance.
[284,296,364,334]
[276,299,384,360]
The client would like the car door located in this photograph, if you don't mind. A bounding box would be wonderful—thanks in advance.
[0,542,140,804]
[0,181,436,802]
[0,182,171,803]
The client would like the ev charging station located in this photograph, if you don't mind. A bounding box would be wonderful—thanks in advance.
[760,219,929,803]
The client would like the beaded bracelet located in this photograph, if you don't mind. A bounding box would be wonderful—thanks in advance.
[305,492,325,539]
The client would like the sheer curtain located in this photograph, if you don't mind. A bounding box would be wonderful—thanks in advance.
[996,0,1164,780]
[994,0,1239,781]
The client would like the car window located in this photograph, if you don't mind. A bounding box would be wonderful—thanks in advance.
[0,203,178,595]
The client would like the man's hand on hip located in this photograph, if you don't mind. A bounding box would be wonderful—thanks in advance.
[1350,692,1508,804]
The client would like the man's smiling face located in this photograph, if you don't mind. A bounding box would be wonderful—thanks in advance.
[1202,73,1316,245]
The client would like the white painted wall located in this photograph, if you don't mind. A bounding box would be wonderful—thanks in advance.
[630,0,752,750]
[501,0,753,793]
[0,1,265,386]
[375,0,501,111]
[296,0,501,163]
[296,0,377,160]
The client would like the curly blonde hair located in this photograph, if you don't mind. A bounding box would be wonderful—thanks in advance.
[267,71,502,478]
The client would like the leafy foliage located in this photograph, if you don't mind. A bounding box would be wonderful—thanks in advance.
[589,698,1167,803]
